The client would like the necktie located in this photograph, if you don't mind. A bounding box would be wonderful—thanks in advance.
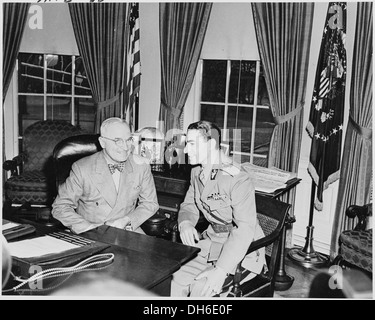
[108,162,125,174]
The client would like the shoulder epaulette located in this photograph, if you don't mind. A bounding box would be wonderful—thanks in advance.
[221,163,241,176]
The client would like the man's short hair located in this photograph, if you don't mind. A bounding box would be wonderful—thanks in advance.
[100,117,128,136]
[187,120,221,149]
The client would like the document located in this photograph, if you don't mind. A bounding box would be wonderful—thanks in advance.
[7,235,80,259]
[242,163,297,194]
[2,221,20,231]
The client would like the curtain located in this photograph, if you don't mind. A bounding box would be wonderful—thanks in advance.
[69,3,128,132]
[330,2,373,259]
[159,3,212,133]
[3,2,30,101]
[251,3,315,217]
[3,3,30,194]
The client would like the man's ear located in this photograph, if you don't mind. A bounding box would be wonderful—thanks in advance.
[98,137,105,149]
[209,137,217,150]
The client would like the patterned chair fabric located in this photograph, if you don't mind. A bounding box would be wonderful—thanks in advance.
[334,203,373,275]
[340,229,372,273]
[4,120,83,205]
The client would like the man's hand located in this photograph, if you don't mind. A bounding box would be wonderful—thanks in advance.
[195,265,227,297]
[179,222,199,246]
[107,216,130,230]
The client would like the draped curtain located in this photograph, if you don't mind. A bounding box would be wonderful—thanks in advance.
[159,3,212,133]
[330,2,373,259]
[69,3,128,132]
[3,2,30,101]
[251,3,315,215]
[3,3,30,192]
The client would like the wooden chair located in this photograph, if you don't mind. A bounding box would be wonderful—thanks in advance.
[168,194,291,297]
[218,194,291,297]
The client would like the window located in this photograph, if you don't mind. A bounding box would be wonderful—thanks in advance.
[17,53,95,141]
[200,60,275,167]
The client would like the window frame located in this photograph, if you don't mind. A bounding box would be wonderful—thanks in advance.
[198,58,273,165]
[17,53,94,130]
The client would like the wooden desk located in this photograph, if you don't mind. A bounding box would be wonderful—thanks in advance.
[82,225,200,267]
[3,220,200,296]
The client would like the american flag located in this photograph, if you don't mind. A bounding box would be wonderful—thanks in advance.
[125,2,141,131]
[307,2,347,210]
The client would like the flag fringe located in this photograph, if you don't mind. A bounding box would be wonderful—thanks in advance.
[308,162,340,211]
[307,162,319,187]
[314,198,323,211]
[306,121,315,138]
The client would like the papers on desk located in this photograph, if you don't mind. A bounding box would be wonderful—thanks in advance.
[2,219,36,241]
[2,221,20,231]
[7,235,80,258]
[242,163,297,194]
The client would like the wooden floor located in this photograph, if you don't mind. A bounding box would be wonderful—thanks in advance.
[273,248,373,299]
[273,249,322,299]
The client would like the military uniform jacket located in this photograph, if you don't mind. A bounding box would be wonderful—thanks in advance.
[178,153,265,274]
[52,151,159,234]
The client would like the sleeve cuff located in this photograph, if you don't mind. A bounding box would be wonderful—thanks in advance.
[178,220,195,233]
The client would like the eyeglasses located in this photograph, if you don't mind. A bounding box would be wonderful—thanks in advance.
[101,136,134,147]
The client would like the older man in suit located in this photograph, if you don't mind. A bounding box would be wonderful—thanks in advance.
[52,117,159,234]
[171,120,265,297]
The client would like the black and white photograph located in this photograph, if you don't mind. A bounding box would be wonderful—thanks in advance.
[1,0,373,304]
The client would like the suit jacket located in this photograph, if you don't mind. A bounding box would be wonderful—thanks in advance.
[52,151,159,234]
[178,153,265,275]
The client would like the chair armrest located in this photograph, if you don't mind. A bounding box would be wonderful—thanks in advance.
[3,159,17,171]
[3,153,27,176]
[245,229,281,255]
[346,204,372,231]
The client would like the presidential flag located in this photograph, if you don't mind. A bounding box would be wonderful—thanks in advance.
[125,2,141,131]
[307,2,347,210]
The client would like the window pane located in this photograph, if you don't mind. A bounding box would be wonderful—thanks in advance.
[18,96,44,136]
[229,61,256,104]
[228,105,253,155]
[258,64,270,106]
[46,55,71,94]
[201,60,227,103]
[71,57,91,96]
[47,96,71,121]
[254,107,274,154]
[253,156,268,167]
[200,104,225,128]
[18,53,44,94]
[75,98,96,133]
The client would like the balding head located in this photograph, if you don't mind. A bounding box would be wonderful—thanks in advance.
[99,117,132,163]
[100,117,130,137]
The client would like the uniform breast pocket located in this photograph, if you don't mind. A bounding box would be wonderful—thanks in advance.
[206,196,231,211]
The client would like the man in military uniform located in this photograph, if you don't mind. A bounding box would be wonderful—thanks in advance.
[171,120,265,297]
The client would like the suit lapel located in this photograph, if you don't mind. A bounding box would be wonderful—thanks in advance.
[92,151,117,208]
[117,155,134,201]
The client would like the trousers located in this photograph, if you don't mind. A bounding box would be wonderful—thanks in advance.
[170,238,264,297]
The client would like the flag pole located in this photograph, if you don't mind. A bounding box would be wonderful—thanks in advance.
[288,180,329,268]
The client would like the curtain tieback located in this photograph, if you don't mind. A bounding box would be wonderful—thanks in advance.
[162,102,181,118]
[273,104,303,125]
[96,93,121,111]
[349,114,372,140]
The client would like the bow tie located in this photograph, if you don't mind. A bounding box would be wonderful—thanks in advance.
[108,162,125,174]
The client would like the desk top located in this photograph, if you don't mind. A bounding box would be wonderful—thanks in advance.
[3,220,200,296]
[82,225,199,266]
